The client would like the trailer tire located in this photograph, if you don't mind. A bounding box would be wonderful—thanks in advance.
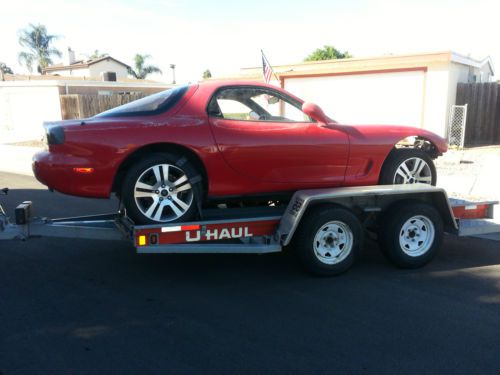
[378,201,443,268]
[293,206,363,276]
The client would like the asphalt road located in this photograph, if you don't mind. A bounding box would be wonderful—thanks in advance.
[1,172,500,374]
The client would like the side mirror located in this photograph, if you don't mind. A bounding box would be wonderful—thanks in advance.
[302,102,329,124]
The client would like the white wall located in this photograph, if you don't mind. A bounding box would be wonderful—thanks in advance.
[420,66,451,138]
[444,63,470,138]
[49,67,91,77]
[0,82,62,142]
[284,70,425,128]
[89,61,128,78]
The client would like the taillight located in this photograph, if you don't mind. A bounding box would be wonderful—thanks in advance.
[46,126,65,145]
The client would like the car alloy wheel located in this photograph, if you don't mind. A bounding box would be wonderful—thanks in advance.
[134,163,193,222]
[393,157,433,184]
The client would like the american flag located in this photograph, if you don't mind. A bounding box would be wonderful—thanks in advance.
[261,51,273,83]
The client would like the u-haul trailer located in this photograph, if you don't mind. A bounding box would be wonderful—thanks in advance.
[1,184,499,276]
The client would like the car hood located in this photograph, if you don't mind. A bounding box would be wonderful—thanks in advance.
[335,123,448,154]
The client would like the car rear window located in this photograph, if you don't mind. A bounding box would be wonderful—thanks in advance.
[95,85,189,118]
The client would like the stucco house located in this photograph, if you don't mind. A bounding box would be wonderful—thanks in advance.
[235,51,495,139]
[42,48,130,79]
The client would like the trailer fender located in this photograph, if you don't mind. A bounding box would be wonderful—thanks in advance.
[278,184,457,247]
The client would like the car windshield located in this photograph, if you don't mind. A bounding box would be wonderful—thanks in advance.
[95,85,189,118]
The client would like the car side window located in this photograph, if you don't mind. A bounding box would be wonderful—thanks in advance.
[208,87,312,122]
[217,99,255,120]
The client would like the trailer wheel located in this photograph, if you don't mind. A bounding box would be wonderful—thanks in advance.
[378,202,443,268]
[293,206,363,276]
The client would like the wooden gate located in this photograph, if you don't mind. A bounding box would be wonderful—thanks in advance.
[455,83,500,146]
[60,93,145,119]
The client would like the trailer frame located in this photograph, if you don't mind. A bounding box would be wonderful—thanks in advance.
[1,184,499,275]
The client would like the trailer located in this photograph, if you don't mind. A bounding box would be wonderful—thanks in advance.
[1,184,499,276]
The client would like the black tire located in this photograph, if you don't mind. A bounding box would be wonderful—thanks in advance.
[121,153,201,224]
[292,206,363,276]
[380,149,437,186]
[378,201,443,268]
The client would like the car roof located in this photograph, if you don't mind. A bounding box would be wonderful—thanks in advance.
[196,80,304,103]
[197,80,278,89]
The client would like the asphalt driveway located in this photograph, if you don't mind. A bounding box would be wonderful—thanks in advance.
[1,172,500,374]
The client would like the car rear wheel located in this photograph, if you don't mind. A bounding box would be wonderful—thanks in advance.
[122,153,201,224]
[380,149,437,186]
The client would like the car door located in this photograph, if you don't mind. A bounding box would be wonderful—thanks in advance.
[207,86,349,184]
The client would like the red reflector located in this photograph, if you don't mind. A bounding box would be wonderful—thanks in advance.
[182,225,200,231]
[73,167,94,174]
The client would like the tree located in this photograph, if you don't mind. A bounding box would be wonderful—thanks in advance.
[202,69,212,79]
[304,45,352,61]
[128,54,162,79]
[0,62,13,74]
[18,23,62,74]
[89,50,108,59]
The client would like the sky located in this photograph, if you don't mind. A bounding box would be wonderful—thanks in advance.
[1,0,498,83]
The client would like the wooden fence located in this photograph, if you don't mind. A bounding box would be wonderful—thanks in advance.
[455,82,500,146]
[60,93,146,119]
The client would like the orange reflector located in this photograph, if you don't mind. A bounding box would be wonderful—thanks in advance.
[73,167,94,174]
[138,235,146,246]
[182,225,200,231]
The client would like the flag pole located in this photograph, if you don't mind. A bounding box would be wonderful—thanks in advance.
[261,49,280,83]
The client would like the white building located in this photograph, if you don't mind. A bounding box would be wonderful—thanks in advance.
[0,76,172,142]
[239,51,495,138]
[42,48,130,79]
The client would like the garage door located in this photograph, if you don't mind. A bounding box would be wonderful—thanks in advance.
[284,70,425,127]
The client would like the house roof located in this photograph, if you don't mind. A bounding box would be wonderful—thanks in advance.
[42,56,131,73]
[239,51,495,80]
[450,52,494,75]
[1,74,168,86]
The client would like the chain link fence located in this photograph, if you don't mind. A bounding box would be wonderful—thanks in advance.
[448,104,468,148]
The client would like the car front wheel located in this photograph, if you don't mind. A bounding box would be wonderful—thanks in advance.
[122,153,200,224]
[379,149,437,186]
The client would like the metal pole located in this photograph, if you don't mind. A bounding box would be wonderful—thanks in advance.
[170,64,176,84]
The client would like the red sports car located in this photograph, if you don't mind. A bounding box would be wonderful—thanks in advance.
[33,81,447,224]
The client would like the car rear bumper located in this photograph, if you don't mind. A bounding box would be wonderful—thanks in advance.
[33,150,112,198]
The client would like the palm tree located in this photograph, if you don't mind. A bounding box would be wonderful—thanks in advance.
[202,69,212,79]
[0,62,13,74]
[128,54,162,79]
[18,23,62,74]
